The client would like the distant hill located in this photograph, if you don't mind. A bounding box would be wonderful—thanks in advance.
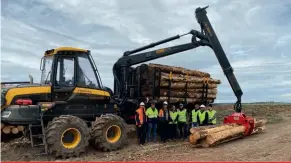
[213,102,291,105]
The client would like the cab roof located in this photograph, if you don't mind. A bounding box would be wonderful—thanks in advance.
[44,47,89,56]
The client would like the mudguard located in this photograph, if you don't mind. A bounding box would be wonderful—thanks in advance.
[1,105,41,125]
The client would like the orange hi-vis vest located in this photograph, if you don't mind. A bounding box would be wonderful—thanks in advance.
[159,109,170,121]
[135,107,147,126]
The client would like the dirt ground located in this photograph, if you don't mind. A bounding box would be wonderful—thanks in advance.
[1,104,291,161]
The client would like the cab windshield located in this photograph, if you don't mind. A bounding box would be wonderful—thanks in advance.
[40,55,53,84]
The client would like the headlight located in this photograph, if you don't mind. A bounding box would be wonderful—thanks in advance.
[1,111,11,118]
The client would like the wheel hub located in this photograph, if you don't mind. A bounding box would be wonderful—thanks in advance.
[106,125,121,143]
[61,128,81,149]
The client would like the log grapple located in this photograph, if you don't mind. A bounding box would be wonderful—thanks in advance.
[223,112,255,136]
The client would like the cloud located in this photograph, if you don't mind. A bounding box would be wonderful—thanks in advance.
[1,0,291,103]
[282,94,291,98]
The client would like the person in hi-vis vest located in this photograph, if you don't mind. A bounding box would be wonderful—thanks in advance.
[197,104,209,126]
[169,105,178,139]
[207,104,217,125]
[135,102,147,145]
[177,103,188,140]
[145,101,159,142]
[158,101,171,143]
[191,104,200,127]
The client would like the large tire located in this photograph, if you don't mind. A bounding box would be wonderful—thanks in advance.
[90,114,128,152]
[45,115,90,158]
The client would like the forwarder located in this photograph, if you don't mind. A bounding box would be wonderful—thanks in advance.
[1,6,254,158]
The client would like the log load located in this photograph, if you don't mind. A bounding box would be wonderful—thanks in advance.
[1,123,25,135]
[189,119,267,147]
[137,63,221,103]
[158,97,214,104]
[146,63,211,77]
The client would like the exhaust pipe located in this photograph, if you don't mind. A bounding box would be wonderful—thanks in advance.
[28,74,33,84]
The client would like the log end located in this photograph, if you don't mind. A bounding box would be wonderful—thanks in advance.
[2,126,11,134]
[11,127,19,134]
[189,134,199,145]
[17,126,25,132]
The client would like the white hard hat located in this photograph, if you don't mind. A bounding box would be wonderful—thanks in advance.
[140,102,145,106]
[163,101,168,105]
[200,104,205,108]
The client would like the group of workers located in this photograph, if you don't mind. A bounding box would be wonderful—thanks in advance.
[135,100,217,145]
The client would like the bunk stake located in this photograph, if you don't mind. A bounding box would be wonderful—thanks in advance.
[152,67,157,100]
[184,72,189,103]
[201,77,209,105]
[167,71,173,104]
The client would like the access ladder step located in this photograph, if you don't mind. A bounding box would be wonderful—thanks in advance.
[31,134,44,138]
[29,124,42,128]
[32,143,46,147]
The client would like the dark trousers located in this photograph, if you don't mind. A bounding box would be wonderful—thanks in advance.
[159,121,169,142]
[147,122,157,142]
[137,124,146,145]
[178,122,187,139]
[169,123,178,139]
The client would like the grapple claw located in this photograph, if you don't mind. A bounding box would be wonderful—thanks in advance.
[223,112,255,136]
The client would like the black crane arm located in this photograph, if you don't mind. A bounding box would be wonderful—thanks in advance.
[113,30,209,100]
[115,31,209,66]
[113,6,243,113]
[195,6,243,112]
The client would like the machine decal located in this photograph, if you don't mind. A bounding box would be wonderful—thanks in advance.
[73,87,110,97]
[156,48,166,54]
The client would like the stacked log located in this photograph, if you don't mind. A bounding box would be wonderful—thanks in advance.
[189,119,267,147]
[1,123,24,135]
[138,63,221,103]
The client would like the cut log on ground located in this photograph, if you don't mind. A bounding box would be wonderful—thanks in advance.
[17,126,24,132]
[189,133,199,145]
[252,119,267,134]
[189,118,267,147]
[193,124,238,141]
[252,126,266,134]
[190,125,221,134]
[11,127,19,134]
[254,119,267,128]
[189,124,237,145]
[2,126,12,134]
[205,125,246,145]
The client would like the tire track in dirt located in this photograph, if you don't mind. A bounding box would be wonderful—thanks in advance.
[130,116,291,161]
[1,112,291,161]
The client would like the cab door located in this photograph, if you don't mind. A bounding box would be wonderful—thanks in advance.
[52,55,76,102]
[51,54,89,117]
[66,53,112,117]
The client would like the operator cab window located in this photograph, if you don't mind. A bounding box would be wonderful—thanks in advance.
[55,57,75,87]
[76,54,100,89]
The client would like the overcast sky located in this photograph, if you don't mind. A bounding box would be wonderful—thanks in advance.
[1,0,291,103]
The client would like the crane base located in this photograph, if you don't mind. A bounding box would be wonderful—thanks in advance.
[223,112,255,136]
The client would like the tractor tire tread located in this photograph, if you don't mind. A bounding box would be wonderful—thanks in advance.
[45,115,90,158]
[90,114,128,152]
